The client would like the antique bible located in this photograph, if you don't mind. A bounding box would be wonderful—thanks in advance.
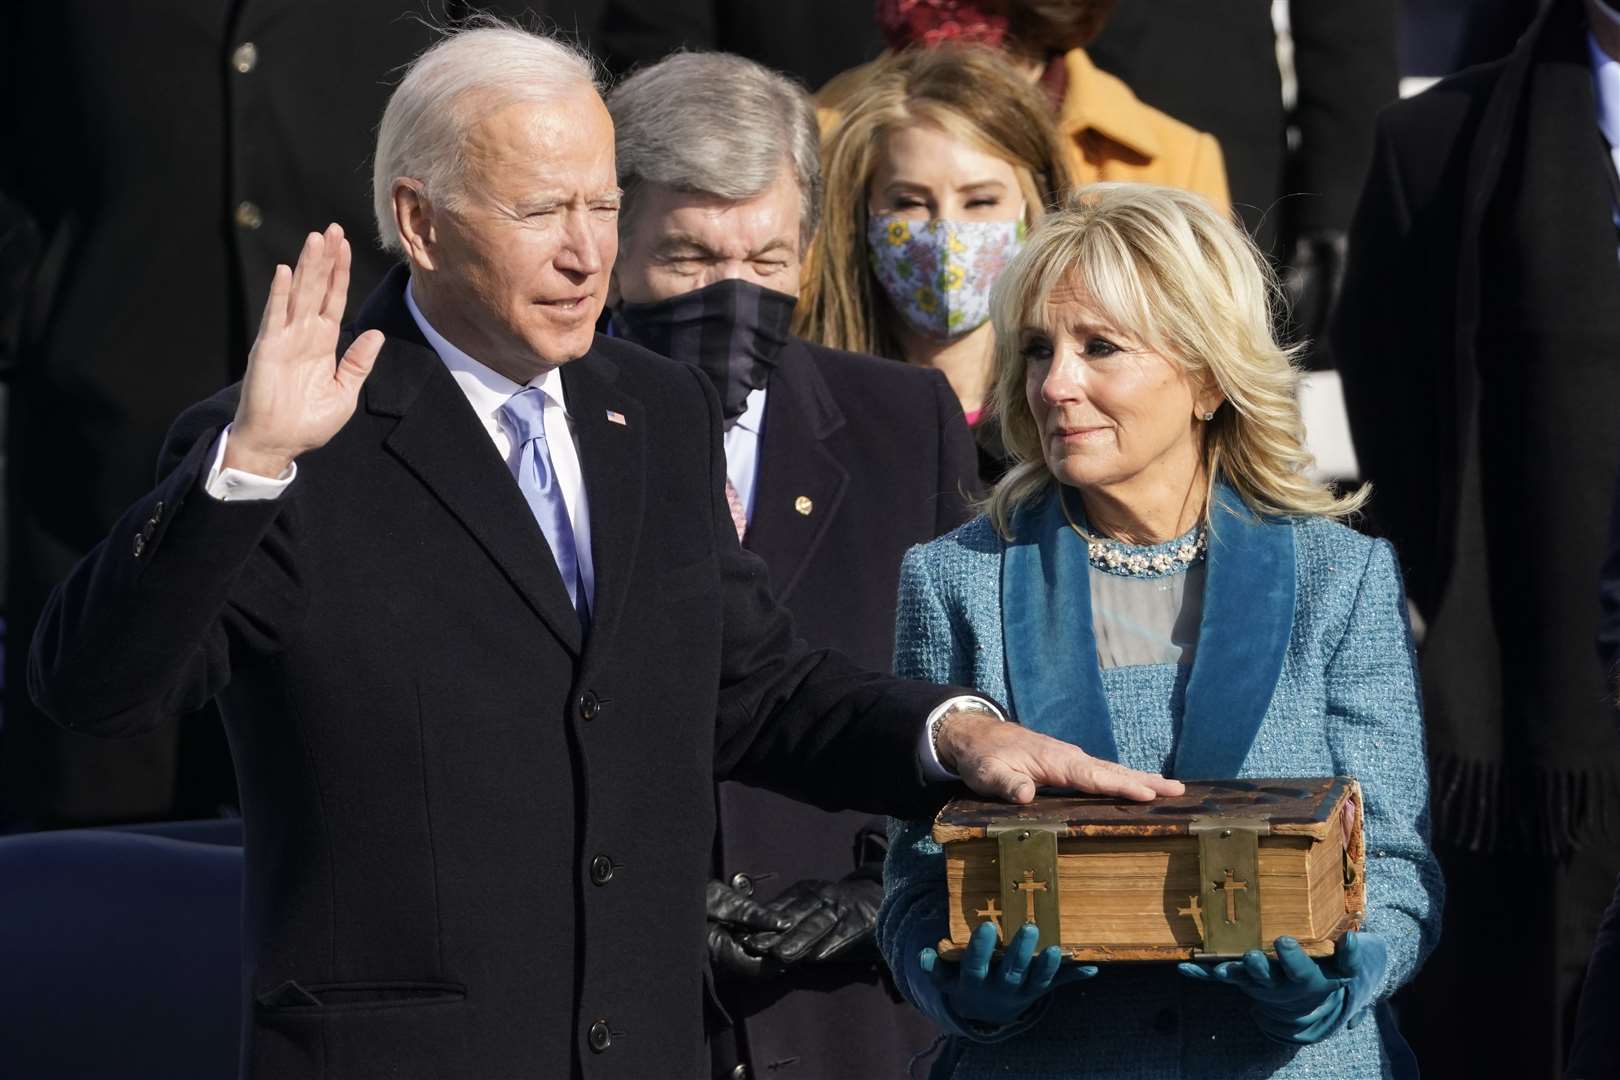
[933,777,1365,961]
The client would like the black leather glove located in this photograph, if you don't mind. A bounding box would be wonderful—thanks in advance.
[740,872,883,967]
[1280,229,1348,370]
[706,879,791,981]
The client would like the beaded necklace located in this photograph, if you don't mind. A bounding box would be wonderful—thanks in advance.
[1058,488,1208,579]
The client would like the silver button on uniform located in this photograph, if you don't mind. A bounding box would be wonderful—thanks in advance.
[729,872,753,897]
[232,42,258,74]
[234,201,263,230]
[587,1019,612,1053]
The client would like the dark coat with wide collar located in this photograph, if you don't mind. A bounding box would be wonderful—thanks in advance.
[28,267,961,1080]
[1332,0,1620,853]
[711,337,977,1079]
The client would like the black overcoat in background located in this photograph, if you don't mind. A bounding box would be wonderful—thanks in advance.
[28,268,963,1080]
[709,339,977,1080]
[1089,0,1398,259]
[0,0,537,828]
[1332,2,1620,1072]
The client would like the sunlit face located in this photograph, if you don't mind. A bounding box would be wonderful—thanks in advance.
[613,166,802,303]
[1022,281,1214,497]
[402,88,621,380]
[867,122,1025,224]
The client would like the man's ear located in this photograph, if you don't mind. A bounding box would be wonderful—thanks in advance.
[393,180,436,272]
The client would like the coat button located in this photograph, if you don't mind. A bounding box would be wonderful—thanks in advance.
[132,532,146,558]
[587,1019,612,1053]
[590,854,614,885]
[1151,1007,1177,1033]
[231,42,258,74]
[151,500,165,524]
[729,872,753,897]
[234,201,263,230]
[577,691,600,722]
[729,1066,751,1080]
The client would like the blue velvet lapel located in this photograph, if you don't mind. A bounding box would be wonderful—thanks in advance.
[1170,485,1296,778]
[1000,483,1296,779]
[1001,490,1117,760]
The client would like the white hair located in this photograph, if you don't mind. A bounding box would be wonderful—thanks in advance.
[372,25,600,254]
[606,52,822,251]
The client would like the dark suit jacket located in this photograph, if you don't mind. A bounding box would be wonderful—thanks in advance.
[29,267,962,1080]
[1089,0,1397,255]
[711,339,976,1079]
[1,0,536,827]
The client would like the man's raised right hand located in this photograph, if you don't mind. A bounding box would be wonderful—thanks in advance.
[225,223,385,478]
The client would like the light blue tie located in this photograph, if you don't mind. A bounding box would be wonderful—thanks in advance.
[499,387,589,626]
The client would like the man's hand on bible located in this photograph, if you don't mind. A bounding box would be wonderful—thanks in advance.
[935,708,1186,803]
[226,223,385,478]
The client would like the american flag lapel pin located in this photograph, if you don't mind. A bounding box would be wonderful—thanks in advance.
[605,409,627,426]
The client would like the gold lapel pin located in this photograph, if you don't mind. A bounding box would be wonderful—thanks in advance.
[794,496,814,516]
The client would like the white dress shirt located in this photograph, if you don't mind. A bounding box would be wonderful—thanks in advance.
[722,386,767,523]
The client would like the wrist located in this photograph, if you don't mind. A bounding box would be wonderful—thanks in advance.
[222,431,296,479]
[932,704,999,772]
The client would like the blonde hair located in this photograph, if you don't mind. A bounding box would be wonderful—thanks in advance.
[796,45,1072,357]
[984,182,1368,535]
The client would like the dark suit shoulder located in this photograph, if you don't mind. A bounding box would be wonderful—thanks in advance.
[794,339,959,424]
[588,332,713,404]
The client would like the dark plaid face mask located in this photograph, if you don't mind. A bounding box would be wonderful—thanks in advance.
[614,278,797,427]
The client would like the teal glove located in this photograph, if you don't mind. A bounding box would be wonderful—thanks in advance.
[920,920,1097,1027]
[1177,932,1387,1045]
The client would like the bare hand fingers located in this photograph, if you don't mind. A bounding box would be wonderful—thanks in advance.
[288,230,334,323]
[257,263,292,341]
[322,228,352,320]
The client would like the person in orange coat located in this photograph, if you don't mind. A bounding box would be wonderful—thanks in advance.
[816,0,1229,215]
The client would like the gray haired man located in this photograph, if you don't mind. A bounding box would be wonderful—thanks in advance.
[605,53,983,1080]
[31,26,1181,1080]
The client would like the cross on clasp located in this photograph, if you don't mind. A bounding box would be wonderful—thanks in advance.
[974,898,1005,943]
[1212,868,1249,925]
[1013,868,1049,924]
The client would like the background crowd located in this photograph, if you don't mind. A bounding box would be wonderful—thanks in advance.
[2,1,1617,1078]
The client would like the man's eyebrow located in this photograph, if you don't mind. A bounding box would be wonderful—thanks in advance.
[745,238,795,259]
[653,232,721,257]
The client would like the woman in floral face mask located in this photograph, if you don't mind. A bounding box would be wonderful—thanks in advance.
[797,45,1071,481]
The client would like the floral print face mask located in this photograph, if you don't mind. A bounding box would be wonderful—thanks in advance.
[866,213,1026,341]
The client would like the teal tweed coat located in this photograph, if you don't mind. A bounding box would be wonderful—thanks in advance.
[880,488,1444,1079]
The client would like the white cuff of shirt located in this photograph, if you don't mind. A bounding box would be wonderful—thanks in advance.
[204,425,297,501]
[918,695,1006,782]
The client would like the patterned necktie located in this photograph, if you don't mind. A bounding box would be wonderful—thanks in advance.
[499,387,589,625]
[724,478,748,543]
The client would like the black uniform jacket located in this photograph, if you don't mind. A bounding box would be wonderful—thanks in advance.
[713,340,977,1079]
[28,269,962,1080]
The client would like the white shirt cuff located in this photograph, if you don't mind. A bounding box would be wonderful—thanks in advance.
[918,695,1006,782]
[204,424,297,501]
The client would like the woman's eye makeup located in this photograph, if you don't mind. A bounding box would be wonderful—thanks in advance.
[1083,336,1122,358]
[1019,335,1054,361]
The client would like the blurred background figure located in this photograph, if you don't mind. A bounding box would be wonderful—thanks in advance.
[1333,0,1620,1075]
[604,51,980,1080]
[797,45,1072,484]
[819,0,1230,216]
[595,0,881,88]
[0,0,540,830]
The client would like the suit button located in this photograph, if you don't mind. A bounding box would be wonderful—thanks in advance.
[729,872,753,897]
[132,532,146,558]
[231,42,258,74]
[590,854,614,885]
[587,1019,612,1053]
[234,201,263,230]
[578,691,600,721]
[1151,1008,1177,1033]
[151,500,165,524]
[729,1066,751,1080]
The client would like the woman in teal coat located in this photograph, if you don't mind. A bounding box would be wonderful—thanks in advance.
[881,183,1443,1079]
